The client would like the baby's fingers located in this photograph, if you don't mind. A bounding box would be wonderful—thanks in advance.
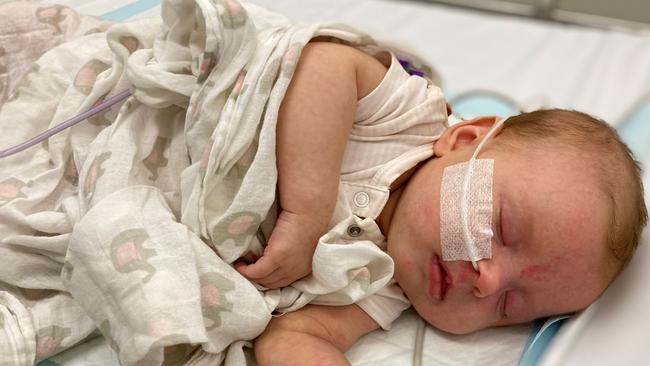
[235,261,289,288]
[235,255,277,280]
[253,271,291,289]
[262,276,292,289]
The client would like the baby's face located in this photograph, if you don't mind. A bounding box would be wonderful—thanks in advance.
[385,121,611,334]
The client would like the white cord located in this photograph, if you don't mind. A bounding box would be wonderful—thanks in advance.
[413,316,426,366]
[459,117,507,270]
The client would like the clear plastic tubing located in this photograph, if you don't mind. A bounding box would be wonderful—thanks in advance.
[0,89,132,159]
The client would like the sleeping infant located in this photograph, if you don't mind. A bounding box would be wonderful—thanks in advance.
[233,42,648,365]
[0,1,646,364]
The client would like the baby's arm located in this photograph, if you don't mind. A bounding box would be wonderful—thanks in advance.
[236,42,387,288]
[255,303,380,366]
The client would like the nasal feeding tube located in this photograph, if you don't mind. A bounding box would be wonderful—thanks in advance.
[0,89,132,159]
[439,118,507,271]
[460,118,506,270]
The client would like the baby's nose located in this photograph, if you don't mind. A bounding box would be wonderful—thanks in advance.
[472,260,506,298]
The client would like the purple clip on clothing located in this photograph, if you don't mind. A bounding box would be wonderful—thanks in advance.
[398,58,425,77]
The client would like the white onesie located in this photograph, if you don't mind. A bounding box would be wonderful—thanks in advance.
[327,50,449,329]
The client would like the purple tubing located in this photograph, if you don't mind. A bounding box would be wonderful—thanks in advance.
[0,89,132,159]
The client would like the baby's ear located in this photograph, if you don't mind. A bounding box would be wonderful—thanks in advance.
[434,116,500,157]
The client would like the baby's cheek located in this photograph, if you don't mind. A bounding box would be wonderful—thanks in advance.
[519,264,551,282]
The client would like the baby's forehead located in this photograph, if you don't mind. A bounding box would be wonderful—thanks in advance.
[490,138,605,187]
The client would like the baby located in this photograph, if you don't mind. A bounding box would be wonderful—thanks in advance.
[234,42,647,365]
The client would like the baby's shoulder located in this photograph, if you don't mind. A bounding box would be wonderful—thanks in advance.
[349,47,389,100]
[304,41,388,100]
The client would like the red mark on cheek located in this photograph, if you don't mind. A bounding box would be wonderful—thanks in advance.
[520,265,550,281]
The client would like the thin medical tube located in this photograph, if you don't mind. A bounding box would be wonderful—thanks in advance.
[459,118,507,270]
[413,316,426,366]
[0,89,132,159]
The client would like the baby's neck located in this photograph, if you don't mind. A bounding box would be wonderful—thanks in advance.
[377,161,424,236]
[376,186,405,236]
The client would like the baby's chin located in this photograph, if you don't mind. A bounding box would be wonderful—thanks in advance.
[412,303,485,335]
[418,308,541,335]
[424,319,480,335]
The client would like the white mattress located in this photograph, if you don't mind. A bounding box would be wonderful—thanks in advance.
[36,0,650,365]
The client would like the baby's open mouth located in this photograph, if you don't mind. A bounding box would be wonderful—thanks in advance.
[429,255,449,301]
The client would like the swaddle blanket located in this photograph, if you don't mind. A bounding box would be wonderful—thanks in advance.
[0,0,397,364]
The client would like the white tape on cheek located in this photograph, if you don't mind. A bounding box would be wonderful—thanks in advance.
[440,159,494,262]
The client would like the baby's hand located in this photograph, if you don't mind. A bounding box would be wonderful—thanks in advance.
[235,210,325,289]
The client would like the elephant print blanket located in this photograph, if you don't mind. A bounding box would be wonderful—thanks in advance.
[0,0,397,364]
